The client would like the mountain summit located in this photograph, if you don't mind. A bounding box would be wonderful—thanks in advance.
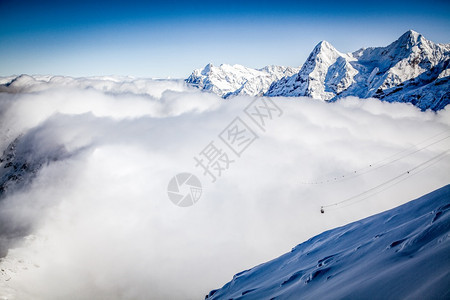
[187,31,450,111]
[265,39,356,100]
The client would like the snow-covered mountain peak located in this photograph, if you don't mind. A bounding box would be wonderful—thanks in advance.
[383,29,430,58]
[264,39,355,100]
[313,40,339,54]
[397,29,422,46]
[186,31,449,110]
[201,63,213,75]
[185,63,300,98]
[307,40,343,63]
[265,30,449,110]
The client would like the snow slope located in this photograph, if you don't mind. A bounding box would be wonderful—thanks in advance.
[206,184,450,299]
[185,64,300,98]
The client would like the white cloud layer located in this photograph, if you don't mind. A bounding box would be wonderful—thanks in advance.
[0,77,449,299]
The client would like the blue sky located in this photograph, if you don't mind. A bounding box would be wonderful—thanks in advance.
[0,0,449,78]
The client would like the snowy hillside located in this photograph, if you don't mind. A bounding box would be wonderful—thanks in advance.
[206,185,450,299]
[185,64,300,98]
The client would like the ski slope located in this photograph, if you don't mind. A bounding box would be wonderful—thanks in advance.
[207,185,450,299]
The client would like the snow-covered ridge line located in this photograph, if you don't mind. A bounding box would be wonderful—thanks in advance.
[187,30,450,111]
[185,64,300,98]
[206,184,450,299]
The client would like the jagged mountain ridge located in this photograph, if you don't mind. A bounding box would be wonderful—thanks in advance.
[265,40,357,100]
[206,185,450,299]
[187,30,450,110]
[185,63,300,98]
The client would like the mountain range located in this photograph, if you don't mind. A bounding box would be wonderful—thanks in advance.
[186,30,450,111]
[186,64,300,98]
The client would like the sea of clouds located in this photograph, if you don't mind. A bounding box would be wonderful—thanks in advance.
[0,76,449,299]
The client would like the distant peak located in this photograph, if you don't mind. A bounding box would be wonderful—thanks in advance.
[204,63,213,70]
[405,29,420,37]
[319,40,331,46]
[316,40,334,49]
[307,40,340,61]
[396,30,424,46]
[311,40,339,55]
[200,63,214,75]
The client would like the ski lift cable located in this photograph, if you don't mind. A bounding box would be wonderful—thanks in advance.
[322,151,449,212]
[306,132,450,184]
[323,152,449,211]
[321,149,450,209]
[332,135,450,181]
[322,149,449,210]
[364,128,450,167]
[302,131,450,185]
